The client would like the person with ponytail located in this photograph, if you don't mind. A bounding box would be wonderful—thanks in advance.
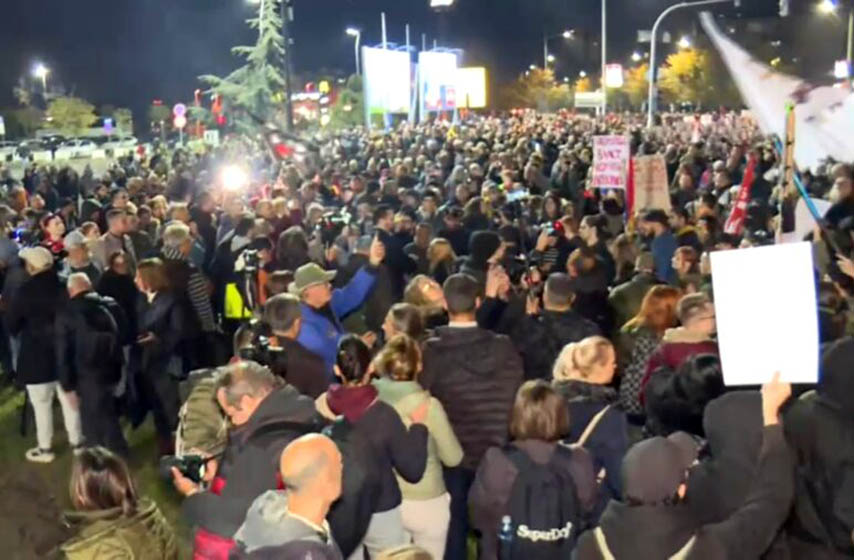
[373,334,463,559]
[61,446,178,559]
[316,335,430,560]
[552,336,629,505]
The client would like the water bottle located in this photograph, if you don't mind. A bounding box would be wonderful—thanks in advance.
[498,515,514,560]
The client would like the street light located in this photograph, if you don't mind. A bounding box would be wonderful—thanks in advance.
[529,64,537,70]
[543,29,573,69]
[346,27,362,75]
[818,0,838,14]
[547,54,556,63]
[563,76,570,83]
[678,36,692,49]
[817,0,853,88]
[579,70,587,78]
[631,51,642,62]
[32,63,49,94]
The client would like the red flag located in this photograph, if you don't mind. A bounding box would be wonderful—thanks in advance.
[626,156,635,217]
[723,155,757,236]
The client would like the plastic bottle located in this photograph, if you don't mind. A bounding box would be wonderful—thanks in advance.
[498,515,514,560]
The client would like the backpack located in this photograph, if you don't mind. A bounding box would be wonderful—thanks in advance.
[176,369,227,457]
[593,527,696,560]
[501,444,582,560]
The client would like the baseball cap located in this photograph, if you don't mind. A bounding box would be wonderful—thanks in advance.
[288,263,337,296]
[18,246,53,272]
[621,431,700,504]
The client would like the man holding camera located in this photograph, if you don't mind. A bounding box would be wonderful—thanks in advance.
[171,361,322,556]
[262,293,328,398]
[292,236,385,378]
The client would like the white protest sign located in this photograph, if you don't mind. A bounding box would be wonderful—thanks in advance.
[632,154,672,212]
[592,135,630,189]
[710,242,819,386]
[779,197,832,244]
[203,130,221,147]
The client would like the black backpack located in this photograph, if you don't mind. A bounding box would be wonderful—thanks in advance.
[501,444,582,560]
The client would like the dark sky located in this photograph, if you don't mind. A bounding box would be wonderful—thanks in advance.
[0,0,836,127]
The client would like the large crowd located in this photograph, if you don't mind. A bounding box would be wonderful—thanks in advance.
[0,110,852,559]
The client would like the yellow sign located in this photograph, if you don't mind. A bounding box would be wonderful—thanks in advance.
[455,67,487,109]
[319,80,331,94]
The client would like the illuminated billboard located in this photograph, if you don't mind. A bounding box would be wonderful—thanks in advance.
[419,51,459,115]
[456,67,487,108]
[362,47,411,115]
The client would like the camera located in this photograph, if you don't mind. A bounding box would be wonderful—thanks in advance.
[316,208,352,246]
[237,319,284,369]
[159,454,207,484]
[545,220,565,238]
[241,249,261,272]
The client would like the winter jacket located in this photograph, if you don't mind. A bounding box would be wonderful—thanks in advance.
[61,499,178,560]
[642,327,719,397]
[511,309,600,380]
[6,268,67,385]
[97,270,140,340]
[781,337,854,558]
[269,338,329,399]
[555,380,629,503]
[686,392,763,525]
[421,325,524,470]
[135,291,188,377]
[162,246,215,333]
[183,386,322,538]
[91,232,137,274]
[570,270,616,336]
[469,439,598,560]
[316,384,428,513]
[296,266,376,378]
[55,291,127,392]
[573,425,794,560]
[608,272,661,330]
[374,378,464,500]
[234,491,342,558]
[376,227,417,300]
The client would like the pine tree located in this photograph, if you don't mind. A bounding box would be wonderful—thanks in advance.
[199,0,286,132]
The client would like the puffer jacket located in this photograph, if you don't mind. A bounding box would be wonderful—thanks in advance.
[61,499,178,560]
[421,325,523,470]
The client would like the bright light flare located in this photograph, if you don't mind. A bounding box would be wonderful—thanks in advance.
[220,165,250,192]
[818,0,838,14]
[631,51,642,62]
[346,27,360,37]
[678,36,692,49]
[562,30,573,39]
[32,63,49,79]
[547,54,556,63]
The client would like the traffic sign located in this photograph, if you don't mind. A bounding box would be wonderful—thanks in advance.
[173,115,187,129]
[173,103,187,117]
[203,130,221,146]
[104,118,114,134]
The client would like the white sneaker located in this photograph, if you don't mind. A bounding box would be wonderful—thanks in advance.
[25,447,55,464]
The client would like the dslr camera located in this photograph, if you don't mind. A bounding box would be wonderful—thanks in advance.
[316,208,352,246]
[238,319,284,370]
[159,455,208,484]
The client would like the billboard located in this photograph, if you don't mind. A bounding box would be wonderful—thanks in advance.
[362,47,411,115]
[456,67,487,108]
[419,51,459,114]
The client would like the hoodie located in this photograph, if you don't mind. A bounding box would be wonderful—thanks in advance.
[234,490,341,557]
[421,325,524,470]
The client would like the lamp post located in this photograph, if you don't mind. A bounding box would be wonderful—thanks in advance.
[33,63,49,95]
[818,0,854,88]
[646,0,737,128]
[346,28,362,75]
[543,29,574,69]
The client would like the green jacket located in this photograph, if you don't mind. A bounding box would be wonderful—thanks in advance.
[374,378,464,500]
[61,499,178,560]
[608,272,659,330]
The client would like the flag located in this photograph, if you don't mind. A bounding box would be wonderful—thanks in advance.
[723,155,757,236]
[625,155,635,217]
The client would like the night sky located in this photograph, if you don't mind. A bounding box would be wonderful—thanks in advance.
[0,0,840,130]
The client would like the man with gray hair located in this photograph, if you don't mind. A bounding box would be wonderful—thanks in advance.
[55,272,128,456]
[160,221,216,365]
[173,360,322,542]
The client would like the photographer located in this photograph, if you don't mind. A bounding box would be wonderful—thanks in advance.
[172,361,321,555]
[262,293,328,398]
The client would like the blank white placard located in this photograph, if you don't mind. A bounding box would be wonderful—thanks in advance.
[710,242,819,386]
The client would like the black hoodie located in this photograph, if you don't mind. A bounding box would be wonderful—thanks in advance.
[421,325,523,470]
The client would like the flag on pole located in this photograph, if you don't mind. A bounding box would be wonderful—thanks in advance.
[723,155,757,236]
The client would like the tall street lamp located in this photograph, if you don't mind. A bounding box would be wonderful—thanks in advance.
[33,63,49,94]
[817,0,854,87]
[543,29,573,69]
[346,27,362,75]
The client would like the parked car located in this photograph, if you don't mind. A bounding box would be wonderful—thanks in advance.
[16,139,48,159]
[0,141,18,161]
[54,138,96,159]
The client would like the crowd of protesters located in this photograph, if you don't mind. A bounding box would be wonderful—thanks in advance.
[0,109,852,559]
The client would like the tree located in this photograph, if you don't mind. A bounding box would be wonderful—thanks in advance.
[624,63,649,108]
[328,74,364,130]
[113,108,133,134]
[148,104,171,126]
[574,76,592,93]
[12,77,32,107]
[0,107,43,138]
[658,48,715,108]
[501,68,572,112]
[199,0,286,133]
[46,97,97,136]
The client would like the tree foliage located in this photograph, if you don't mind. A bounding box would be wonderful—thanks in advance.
[658,48,715,107]
[113,108,133,134]
[328,74,364,130]
[501,68,572,112]
[624,63,649,108]
[199,0,286,133]
[0,107,44,138]
[148,104,171,125]
[46,97,97,136]
[574,76,592,93]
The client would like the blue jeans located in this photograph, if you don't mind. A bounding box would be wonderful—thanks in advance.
[442,465,475,560]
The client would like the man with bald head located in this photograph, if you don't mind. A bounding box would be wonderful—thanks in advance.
[55,272,129,455]
[234,434,344,558]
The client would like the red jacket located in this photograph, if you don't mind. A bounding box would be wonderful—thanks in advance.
[640,327,719,404]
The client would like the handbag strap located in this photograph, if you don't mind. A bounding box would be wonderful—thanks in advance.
[576,404,612,447]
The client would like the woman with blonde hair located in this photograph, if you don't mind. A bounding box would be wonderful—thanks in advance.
[617,285,682,417]
[403,275,447,330]
[552,336,628,503]
[427,238,456,285]
[61,447,177,559]
[373,334,463,560]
